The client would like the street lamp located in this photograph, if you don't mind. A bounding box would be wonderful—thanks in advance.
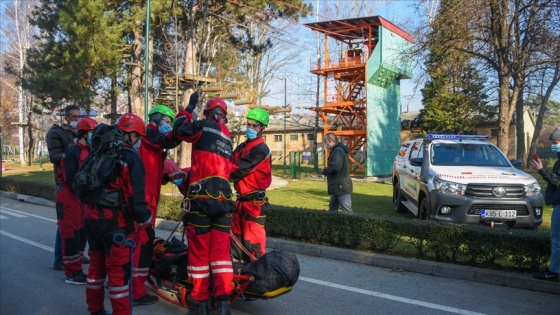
[278,77,287,176]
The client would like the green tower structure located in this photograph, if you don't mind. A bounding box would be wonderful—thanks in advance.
[305,16,413,177]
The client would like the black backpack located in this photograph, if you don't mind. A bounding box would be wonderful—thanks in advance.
[73,124,125,206]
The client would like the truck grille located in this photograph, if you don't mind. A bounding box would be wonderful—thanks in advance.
[465,184,526,198]
[467,204,529,216]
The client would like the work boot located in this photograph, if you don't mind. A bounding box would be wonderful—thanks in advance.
[187,300,208,315]
[216,298,231,315]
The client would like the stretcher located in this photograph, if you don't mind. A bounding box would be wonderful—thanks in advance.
[146,233,297,309]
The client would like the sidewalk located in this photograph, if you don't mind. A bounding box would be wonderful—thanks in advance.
[2,188,559,296]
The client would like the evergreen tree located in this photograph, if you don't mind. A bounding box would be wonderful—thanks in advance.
[419,0,489,134]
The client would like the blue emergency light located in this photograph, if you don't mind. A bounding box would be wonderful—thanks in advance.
[425,134,488,140]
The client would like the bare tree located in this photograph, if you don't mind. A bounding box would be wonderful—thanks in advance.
[416,0,559,155]
[1,0,39,166]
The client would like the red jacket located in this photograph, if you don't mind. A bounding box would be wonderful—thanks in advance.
[230,137,272,195]
[172,110,233,184]
[59,142,90,189]
[138,124,181,221]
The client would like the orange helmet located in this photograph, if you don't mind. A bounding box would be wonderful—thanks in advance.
[204,98,227,123]
[116,113,146,136]
[76,117,98,132]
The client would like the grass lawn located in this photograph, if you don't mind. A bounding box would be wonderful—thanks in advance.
[2,162,552,230]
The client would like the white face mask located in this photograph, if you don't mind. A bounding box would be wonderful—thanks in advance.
[69,121,78,129]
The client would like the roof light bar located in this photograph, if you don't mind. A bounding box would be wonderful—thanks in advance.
[425,134,489,140]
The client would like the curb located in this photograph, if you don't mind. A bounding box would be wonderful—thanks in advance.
[266,238,560,295]
[1,191,56,208]
[2,191,559,295]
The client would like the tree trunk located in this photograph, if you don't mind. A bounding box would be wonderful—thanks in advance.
[18,85,25,166]
[131,28,143,115]
[515,81,525,161]
[26,111,33,166]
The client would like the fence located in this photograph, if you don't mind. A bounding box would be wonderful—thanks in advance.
[288,151,324,179]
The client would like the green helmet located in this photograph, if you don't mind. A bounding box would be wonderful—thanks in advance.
[246,108,269,127]
[149,104,175,124]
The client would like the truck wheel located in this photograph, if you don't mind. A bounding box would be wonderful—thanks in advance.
[419,198,431,220]
[393,181,407,213]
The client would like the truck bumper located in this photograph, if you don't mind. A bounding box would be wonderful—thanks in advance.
[428,192,544,229]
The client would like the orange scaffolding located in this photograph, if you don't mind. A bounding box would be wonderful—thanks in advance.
[305,16,412,174]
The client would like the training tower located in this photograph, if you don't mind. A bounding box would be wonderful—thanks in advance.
[304,16,413,177]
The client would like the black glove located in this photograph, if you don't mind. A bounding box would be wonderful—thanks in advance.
[186,91,199,114]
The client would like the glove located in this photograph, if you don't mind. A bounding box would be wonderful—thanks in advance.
[186,91,199,114]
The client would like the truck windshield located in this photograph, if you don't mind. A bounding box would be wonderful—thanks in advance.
[430,143,510,166]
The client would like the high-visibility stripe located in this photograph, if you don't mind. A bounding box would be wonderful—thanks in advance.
[212,267,233,274]
[110,291,129,299]
[190,273,210,279]
[210,261,232,266]
[188,265,209,271]
[109,285,129,292]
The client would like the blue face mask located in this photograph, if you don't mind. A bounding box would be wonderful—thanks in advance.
[158,123,172,134]
[133,140,141,151]
[552,144,560,153]
[87,133,92,145]
[173,178,183,186]
[245,128,258,140]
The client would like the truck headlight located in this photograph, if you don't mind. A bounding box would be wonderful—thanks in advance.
[524,182,541,196]
[434,177,466,195]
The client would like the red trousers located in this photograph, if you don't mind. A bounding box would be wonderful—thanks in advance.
[230,200,268,262]
[84,215,134,315]
[131,226,154,299]
[56,187,86,276]
[184,210,233,301]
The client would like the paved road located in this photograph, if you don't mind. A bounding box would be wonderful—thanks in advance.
[2,196,560,314]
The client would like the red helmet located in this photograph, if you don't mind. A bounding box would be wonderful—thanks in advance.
[204,98,227,123]
[76,117,98,132]
[163,158,179,174]
[116,113,146,136]
[205,98,227,113]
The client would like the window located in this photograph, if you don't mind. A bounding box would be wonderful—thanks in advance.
[290,134,298,141]
[490,129,499,137]
[409,141,423,159]
[274,135,282,142]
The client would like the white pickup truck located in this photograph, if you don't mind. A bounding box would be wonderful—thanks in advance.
[392,134,544,229]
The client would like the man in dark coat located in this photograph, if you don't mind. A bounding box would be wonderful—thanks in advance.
[46,105,81,270]
[322,133,353,212]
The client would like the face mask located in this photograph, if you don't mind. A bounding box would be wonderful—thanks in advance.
[552,144,560,153]
[158,123,172,134]
[245,128,258,140]
[69,121,78,129]
[87,133,93,145]
[133,139,141,151]
[173,178,183,186]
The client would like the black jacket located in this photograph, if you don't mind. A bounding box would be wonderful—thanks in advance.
[323,142,353,195]
[46,124,75,175]
[539,152,560,206]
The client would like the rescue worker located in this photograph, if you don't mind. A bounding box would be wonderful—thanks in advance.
[131,105,181,306]
[84,114,152,315]
[172,93,235,315]
[230,108,272,263]
[46,105,82,270]
[57,117,98,284]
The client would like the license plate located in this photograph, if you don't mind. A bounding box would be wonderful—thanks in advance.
[481,209,516,220]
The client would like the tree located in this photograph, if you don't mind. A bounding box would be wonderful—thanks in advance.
[417,0,559,154]
[419,0,489,134]
[1,0,40,166]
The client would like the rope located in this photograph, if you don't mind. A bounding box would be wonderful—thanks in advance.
[230,231,257,262]
[112,232,137,313]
